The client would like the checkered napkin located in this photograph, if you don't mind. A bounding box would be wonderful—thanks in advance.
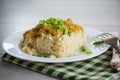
[2,50,120,80]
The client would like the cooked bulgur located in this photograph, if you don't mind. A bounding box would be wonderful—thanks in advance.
[20,18,86,58]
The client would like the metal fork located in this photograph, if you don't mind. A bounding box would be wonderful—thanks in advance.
[94,33,120,71]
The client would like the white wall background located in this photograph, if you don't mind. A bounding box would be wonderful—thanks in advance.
[1,0,120,25]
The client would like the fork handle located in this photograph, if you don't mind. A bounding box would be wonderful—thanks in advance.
[110,48,120,71]
[112,45,120,54]
[111,48,119,59]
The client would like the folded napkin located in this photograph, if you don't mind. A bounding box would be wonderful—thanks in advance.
[2,50,120,80]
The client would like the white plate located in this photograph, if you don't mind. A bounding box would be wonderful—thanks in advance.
[2,27,110,63]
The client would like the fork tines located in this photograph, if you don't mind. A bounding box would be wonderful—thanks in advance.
[96,33,112,38]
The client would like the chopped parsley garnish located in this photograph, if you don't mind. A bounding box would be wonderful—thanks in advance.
[63,29,69,35]
[80,46,92,55]
[86,50,92,54]
[38,18,78,35]
[81,46,86,52]
[92,40,104,45]
[58,25,63,29]
[43,53,50,57]
[68,30,73,34]
[39,18,64,28]
[92,39,120,46]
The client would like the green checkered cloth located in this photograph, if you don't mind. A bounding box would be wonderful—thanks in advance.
[2,50,120,80]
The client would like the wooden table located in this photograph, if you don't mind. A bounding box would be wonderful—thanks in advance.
[0,0,120,80]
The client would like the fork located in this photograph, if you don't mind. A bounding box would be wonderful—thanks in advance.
[94,33,120,71]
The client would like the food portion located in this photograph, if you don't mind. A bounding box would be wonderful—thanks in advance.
[20,18,86,58]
